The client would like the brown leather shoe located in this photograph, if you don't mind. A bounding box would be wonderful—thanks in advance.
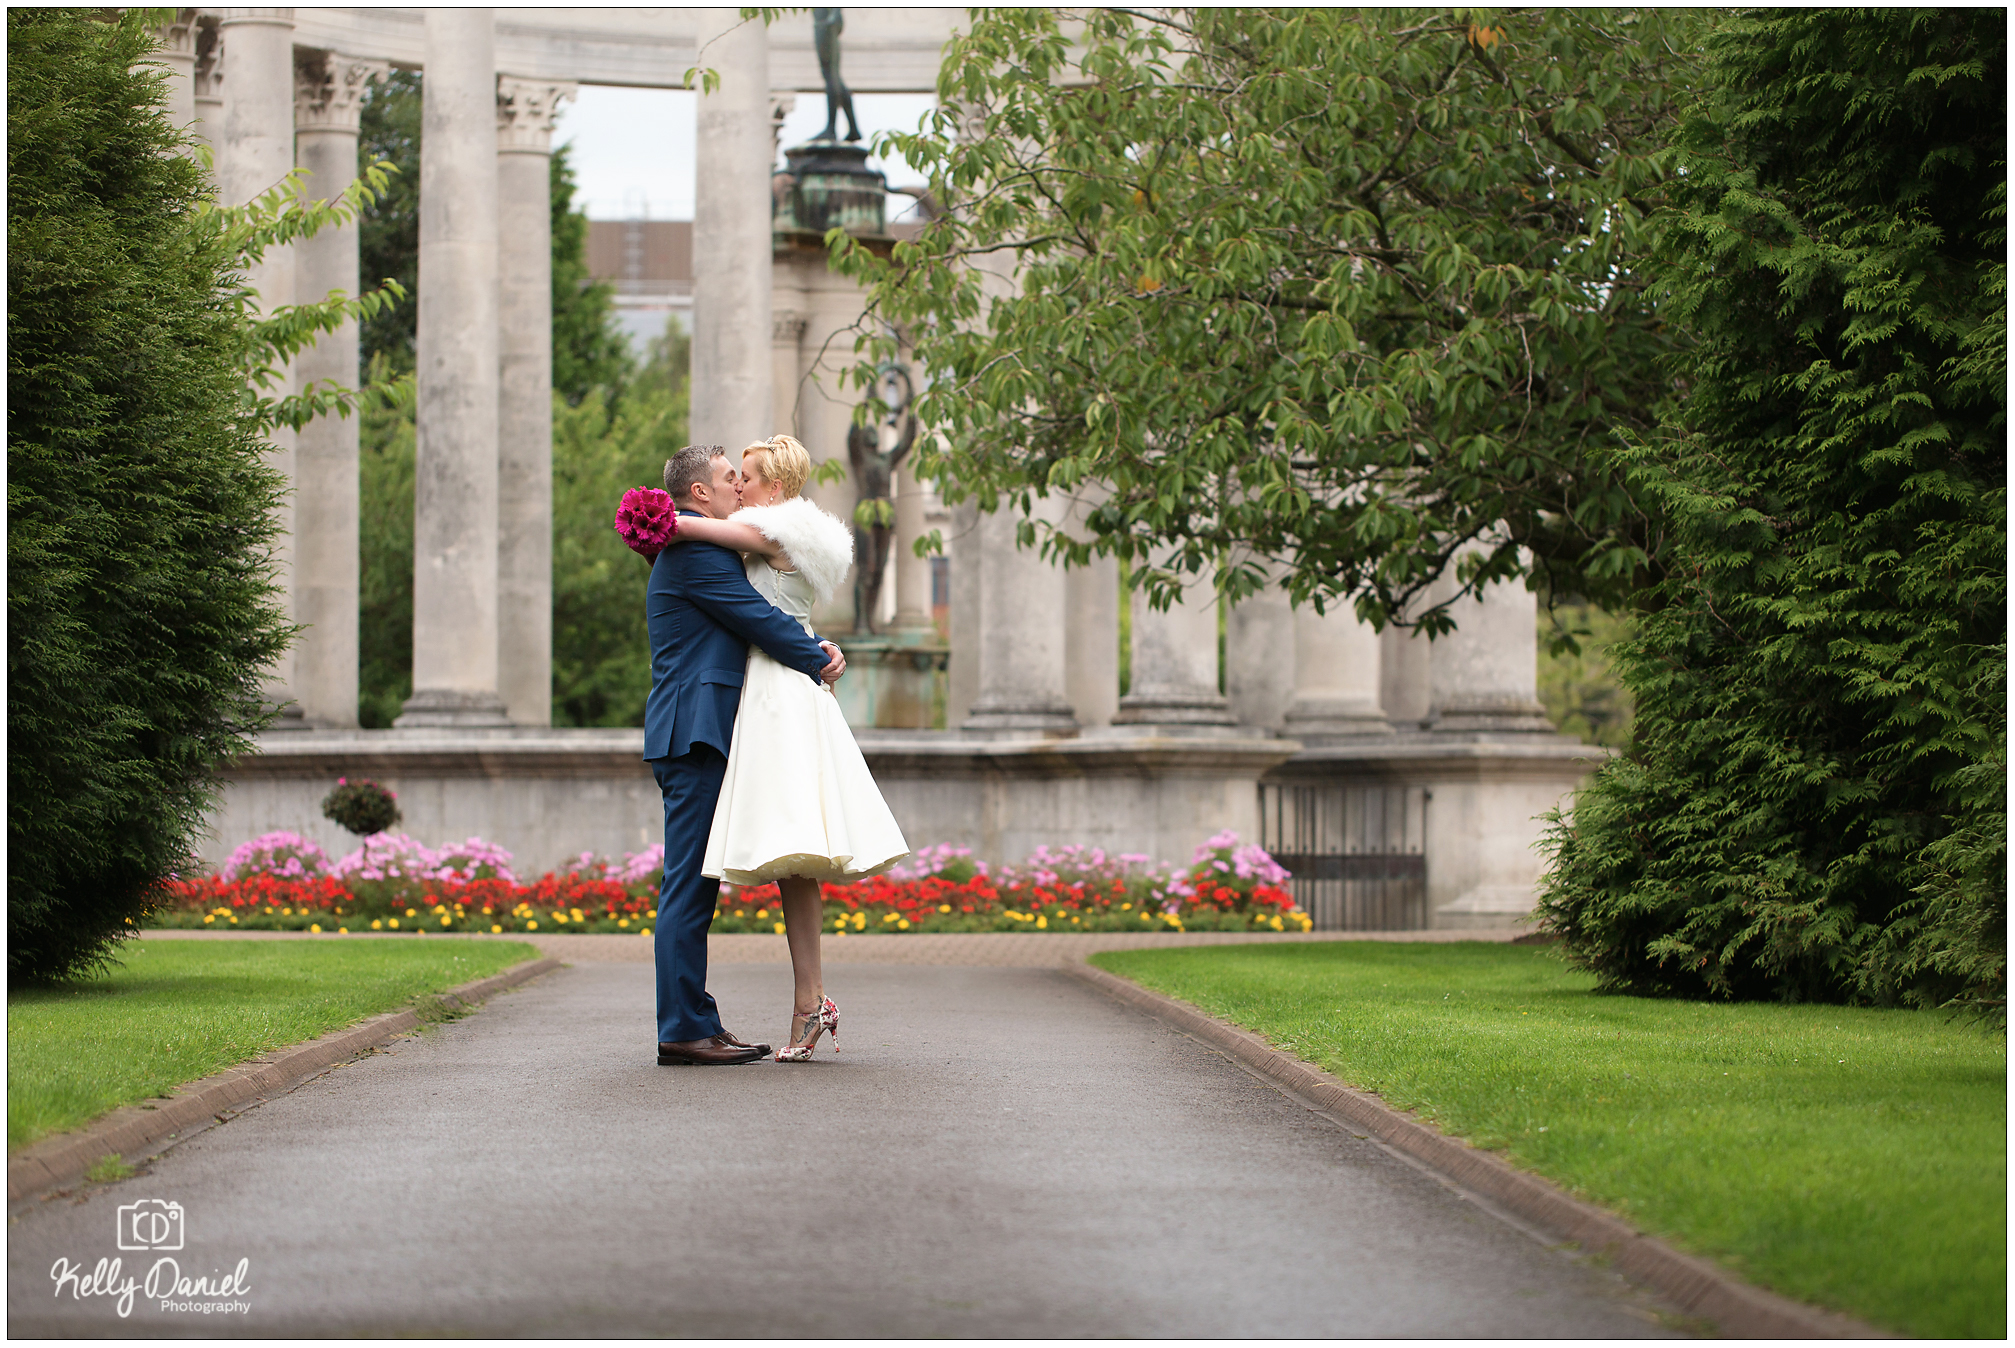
[717,1029,773,1056]
[657,1036,763,1066]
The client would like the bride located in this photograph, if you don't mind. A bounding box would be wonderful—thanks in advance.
[659,433,910,1061]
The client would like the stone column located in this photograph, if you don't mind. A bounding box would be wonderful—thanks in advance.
[1225,564,1294,734]
[292,51,387,729]
[770,306,806,443]
[945,499,983,728]
[890,464,936,632]
[961,503,1079,737]
[1060,492,1118,729]
[1112,557,1236,731]
[217,8,300,724]
[1428,560,1553,734]
[495,75,577,728]
[1283,603,1391,739]
[1381,616,1433,730]
[691,9,772,451]
[397,8,508,728]
[149,10,198,134]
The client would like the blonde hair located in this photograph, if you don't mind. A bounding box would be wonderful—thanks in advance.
[741,434,811,498]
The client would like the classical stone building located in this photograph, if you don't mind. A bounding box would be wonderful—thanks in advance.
[158,7,1601,930]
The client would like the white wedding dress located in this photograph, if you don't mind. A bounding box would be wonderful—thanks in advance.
[701,498,910,886]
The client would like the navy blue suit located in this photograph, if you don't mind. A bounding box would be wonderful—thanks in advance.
[645,514,830,1044]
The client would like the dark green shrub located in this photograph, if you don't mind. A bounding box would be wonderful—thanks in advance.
[321,778,401,837]
[8,9,290,980]
[1538,10,2005,1018]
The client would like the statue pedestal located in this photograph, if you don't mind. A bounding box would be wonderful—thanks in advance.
[830,630,950,729]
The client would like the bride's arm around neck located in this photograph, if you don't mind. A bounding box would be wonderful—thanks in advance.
[670,513,793,571]
[729,497,855,605]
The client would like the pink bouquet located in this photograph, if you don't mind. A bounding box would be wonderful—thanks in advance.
[614,487,679,560]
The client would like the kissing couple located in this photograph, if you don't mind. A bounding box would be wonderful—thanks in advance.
[618,435,910,1066]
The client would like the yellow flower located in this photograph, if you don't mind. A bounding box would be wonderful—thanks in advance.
[1071,915,1080,924]
[938,904,951,913]
[1036,916,1047,929]
[266,906,275,914]
[640,927,652,937]
[417,927,427,936]
[228,915,238,924]
[570,908,584,921]
[1139,912,1151,922]
[388,918,400,929]
[882,912,899,923]
[756,908,768,920]
[773,922,786,934]
[1121,902,1132,911]
[554,912,568,923]
[491,924,503,933]
[834,927,847,937]
[526,920,538,930]
[371,920,383,930]
[405,908,418,918]
[618,918,629,929]
[310,923,322,933]
[897,918,911,930]
[735,909,746,918]
[852,912,866,929]
[441,918,452,928]
[338,926,349,934]
[281,907,292,916]
[203,915,215,925]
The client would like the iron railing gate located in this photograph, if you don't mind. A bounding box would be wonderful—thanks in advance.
[1258,783,1428,930]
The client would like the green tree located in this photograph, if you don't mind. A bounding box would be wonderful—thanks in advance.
[9,9,397,980]
[550,143,633,405]
[837,7,1703,626]
[356,68,421,374]
[1537,9,2005,1016]
[551,329,691,725]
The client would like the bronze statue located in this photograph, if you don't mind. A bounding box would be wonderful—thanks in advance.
[812,8,861,143]
[848,364,918,633]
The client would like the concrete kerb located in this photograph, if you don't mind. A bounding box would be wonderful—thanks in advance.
[6,956,561,1209]
[1065,962,1891,1340]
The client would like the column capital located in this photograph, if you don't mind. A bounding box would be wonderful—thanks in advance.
[214,8,294,29]
[773,310,807,345]
[153,8,198,57]
[294,50,389,135]
[495,75,577,154]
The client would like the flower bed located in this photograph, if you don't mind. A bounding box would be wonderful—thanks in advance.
[148,832,1311,936]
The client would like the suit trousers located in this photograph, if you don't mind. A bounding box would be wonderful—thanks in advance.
[651,746,729,1044]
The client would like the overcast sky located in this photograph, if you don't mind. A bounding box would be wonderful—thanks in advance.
[553,87,938,221]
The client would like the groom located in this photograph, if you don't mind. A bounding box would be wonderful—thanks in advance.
[645,443,844,1066]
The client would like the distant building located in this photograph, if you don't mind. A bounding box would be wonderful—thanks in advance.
[585,219,693,353]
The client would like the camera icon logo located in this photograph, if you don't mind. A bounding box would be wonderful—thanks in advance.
[116,1199,185,1251]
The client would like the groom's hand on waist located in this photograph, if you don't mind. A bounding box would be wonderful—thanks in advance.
[819,641,846,685]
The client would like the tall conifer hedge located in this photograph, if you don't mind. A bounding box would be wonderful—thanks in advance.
[8,9,291,981]
[1539,10,2005,1016]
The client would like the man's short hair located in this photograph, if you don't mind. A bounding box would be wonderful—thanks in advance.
[664,444,726,503]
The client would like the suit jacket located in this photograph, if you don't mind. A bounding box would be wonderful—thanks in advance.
[642,517,831,762]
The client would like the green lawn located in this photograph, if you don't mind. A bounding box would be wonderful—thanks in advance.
[1092,941,2006,1339]
[8,937,540,1153]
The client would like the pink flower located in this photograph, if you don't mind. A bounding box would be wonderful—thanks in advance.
[614,487,679,560]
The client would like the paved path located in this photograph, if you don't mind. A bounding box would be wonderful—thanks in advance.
[9,952,1673,1337]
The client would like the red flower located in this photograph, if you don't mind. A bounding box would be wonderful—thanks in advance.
[614,487,679,560]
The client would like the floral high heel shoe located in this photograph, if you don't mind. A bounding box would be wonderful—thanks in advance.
[773,995,839,1062]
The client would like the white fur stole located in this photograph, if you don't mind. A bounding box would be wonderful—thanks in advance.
[732,497,854,605]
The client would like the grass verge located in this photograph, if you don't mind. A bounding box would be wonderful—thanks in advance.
[8,937,540,1153]
[1091,941,2005,1339]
